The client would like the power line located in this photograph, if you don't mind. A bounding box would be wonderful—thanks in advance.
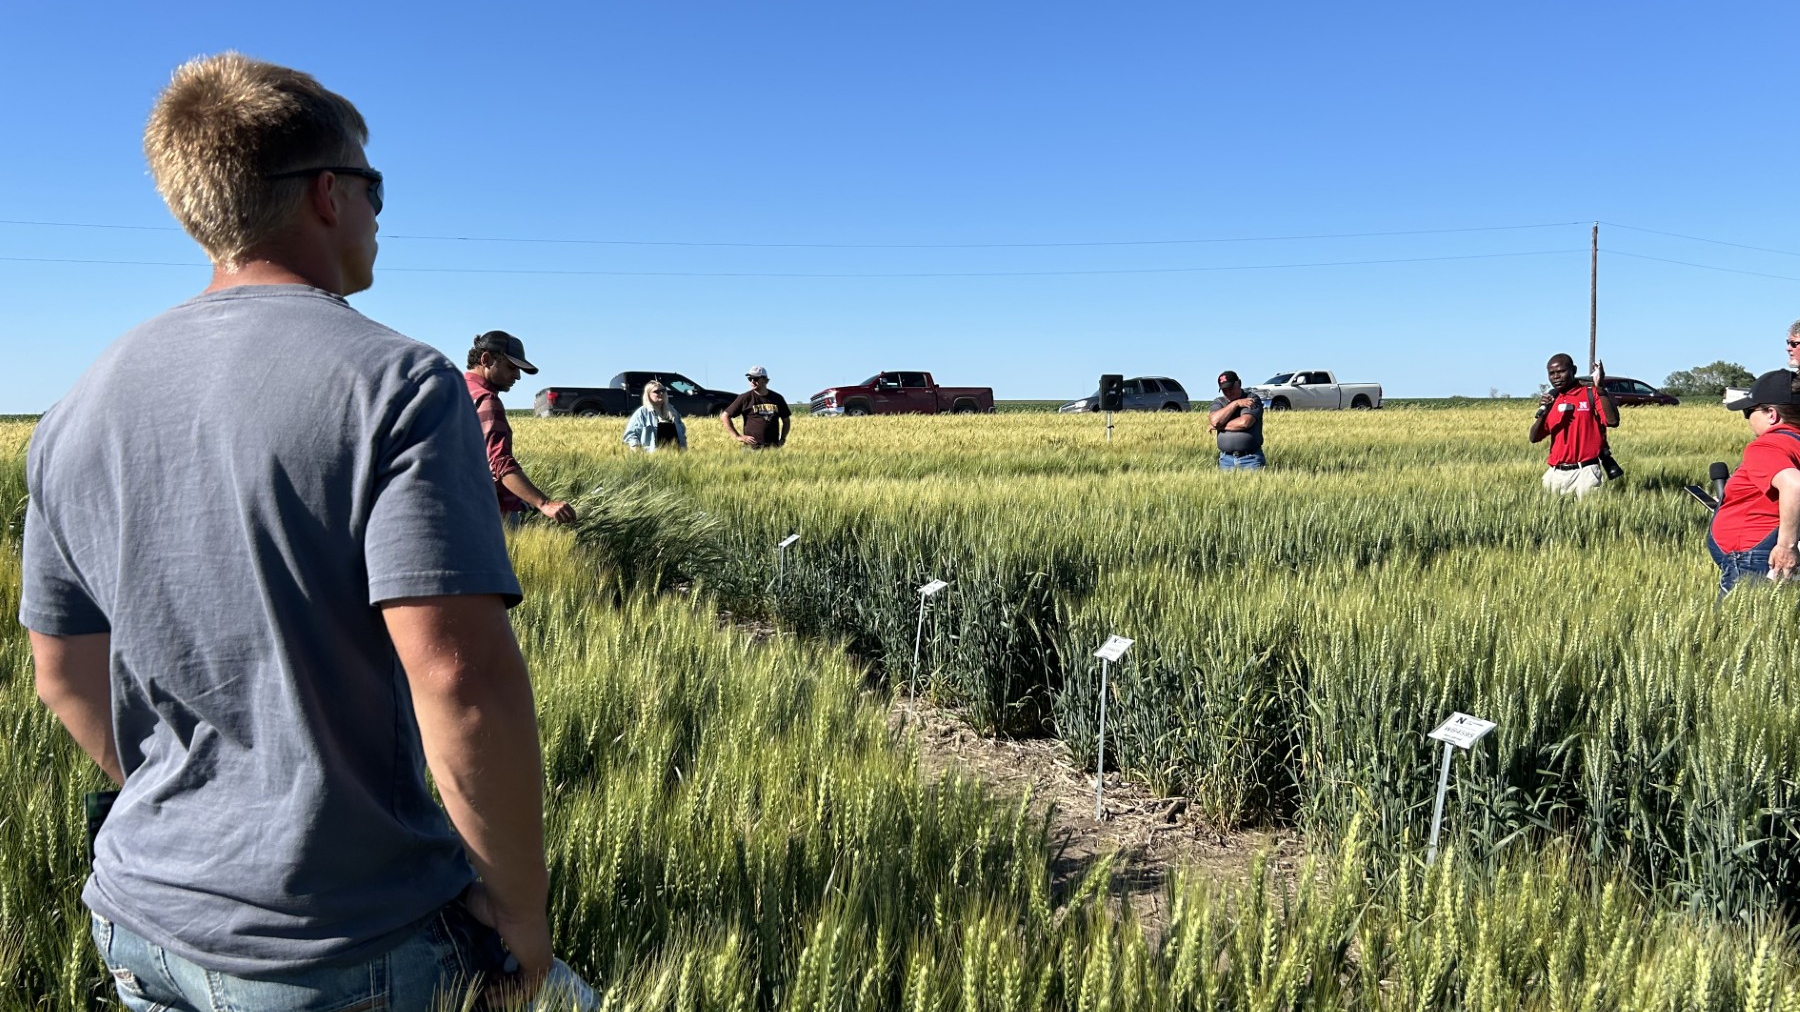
[1603,249,1800,283]
[0,249,1585,278]
[1602,221,1800,259]
[0,218,1586,249]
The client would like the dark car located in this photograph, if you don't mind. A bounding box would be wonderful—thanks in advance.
[609,371,739,418]
[1058,376,1189,413]
[1598,376,1679,407]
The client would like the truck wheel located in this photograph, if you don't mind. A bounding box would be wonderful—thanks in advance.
[1161,402,1183,411]
[576,404,603,417]
[1269,397,1291,411]
[845,403,871,417]
[1351,395,1372,409]
[952,401,978,414]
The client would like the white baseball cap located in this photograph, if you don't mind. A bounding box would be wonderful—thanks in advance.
[746,365,769,378]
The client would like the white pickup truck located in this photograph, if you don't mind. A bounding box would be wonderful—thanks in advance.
[1249,370,1383,411]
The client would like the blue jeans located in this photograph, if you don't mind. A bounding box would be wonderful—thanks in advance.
[91,908,596,1012]
[1707,528,1777,596]
[1219,451,1265,470]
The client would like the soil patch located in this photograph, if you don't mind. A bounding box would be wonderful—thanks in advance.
[893,699,1300,943]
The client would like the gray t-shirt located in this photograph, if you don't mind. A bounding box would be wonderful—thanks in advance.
[20,285,523,975]
[1210,394,1265,454]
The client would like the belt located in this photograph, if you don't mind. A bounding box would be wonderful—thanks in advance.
[1553,457,1602,471]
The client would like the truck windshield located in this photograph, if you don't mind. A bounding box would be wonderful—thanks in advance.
[861,376,881,386]
[1264,373,1293,385]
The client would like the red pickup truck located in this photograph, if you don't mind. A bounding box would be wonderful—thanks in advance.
[810,370,996,416]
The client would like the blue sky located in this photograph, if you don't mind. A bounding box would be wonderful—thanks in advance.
[5,1,1799,413]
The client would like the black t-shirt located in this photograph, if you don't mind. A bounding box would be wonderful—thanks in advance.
[725,389,791,446]
[655,421,678,446]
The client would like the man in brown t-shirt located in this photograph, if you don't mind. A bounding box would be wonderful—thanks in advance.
[720,365,791,448]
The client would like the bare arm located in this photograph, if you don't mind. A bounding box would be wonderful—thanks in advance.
[30,631,123,785]
[1206,402,1239,430]
[1596,392,1620,428]
[1223,414,1256,432]
[499,472,574,524]
[1528,393,1554,443]
[381,595,552,983]
[1769,469,1800,579]
[721,410,754,445]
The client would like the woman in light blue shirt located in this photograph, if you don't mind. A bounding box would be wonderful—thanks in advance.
[622,381,687,451]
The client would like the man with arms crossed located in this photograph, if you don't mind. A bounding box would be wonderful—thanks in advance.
[1208,370,1266,470]
[721,364,791,448]
[1530,353,1617,496]
[466,329,576,524]
[21,54,591,1010]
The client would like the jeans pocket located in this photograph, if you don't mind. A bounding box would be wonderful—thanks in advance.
[89,913,150,1002]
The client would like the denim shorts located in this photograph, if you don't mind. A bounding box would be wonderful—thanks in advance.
[90,906,596,1012]
[1707,528,1778,596]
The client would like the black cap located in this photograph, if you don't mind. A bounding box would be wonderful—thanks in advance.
[472,331,538,374]
[1748,369,1800,407]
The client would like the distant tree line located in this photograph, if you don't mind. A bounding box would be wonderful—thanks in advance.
[1663,361,1753,398]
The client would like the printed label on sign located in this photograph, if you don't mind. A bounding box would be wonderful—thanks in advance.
[1094,635,1135,662]
[1427,712,1496,750]
[778,534,800,549]
[918,579,949,597]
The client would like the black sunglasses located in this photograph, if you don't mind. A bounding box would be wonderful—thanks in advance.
[267,166,384,215]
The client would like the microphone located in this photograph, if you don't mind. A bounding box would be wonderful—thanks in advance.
[1710,462,1729,501]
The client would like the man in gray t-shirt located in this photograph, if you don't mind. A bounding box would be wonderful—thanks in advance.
[22,54,591,1009]
[1208,370,1266,470]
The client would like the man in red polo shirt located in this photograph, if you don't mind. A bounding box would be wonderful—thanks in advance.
[1529,353,1618,497]
[466,330,576,524]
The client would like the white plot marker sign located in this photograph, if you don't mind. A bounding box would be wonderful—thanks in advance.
[1424,711,1497,865]
[909,579,951,718]
[1092,636,1135,819]
[774,534,800,591]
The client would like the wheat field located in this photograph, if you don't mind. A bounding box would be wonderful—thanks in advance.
[4,403,1798,1010]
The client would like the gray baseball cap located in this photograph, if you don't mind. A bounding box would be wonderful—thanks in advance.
[473,331,538,374]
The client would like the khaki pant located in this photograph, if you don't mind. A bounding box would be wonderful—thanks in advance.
[1542,464,1605,497]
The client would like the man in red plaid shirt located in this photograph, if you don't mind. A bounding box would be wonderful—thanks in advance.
[466,331,576,524]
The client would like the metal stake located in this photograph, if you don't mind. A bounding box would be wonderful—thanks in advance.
[1426,740,1455,865]
[909,602,928,719]
[775,534,799,593]
[1105,410,1114,443]
[1094,658,1110,819]
[909,580,949,720]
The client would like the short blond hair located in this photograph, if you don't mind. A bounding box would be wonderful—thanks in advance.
[144,53,368,267]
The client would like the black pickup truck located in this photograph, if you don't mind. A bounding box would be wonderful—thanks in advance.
[534,371,738,418]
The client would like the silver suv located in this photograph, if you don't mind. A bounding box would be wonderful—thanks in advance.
[1058,376,1190,413]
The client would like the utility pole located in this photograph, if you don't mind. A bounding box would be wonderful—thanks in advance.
[1589,222,1599,370]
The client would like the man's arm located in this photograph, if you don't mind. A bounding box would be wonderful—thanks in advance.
[778,399,792,445]
[1223,414,1256,432]
[381,595,552,984]
[1596,391,1620,428]
[498,472,575,524]
[720,397,754,445]
[1206,401,1240,430]
[1769,469,1800,580]
[1529,394,1555,443]
[30,631,123,785]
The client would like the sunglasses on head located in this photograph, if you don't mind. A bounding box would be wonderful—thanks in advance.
[267,165,384,215]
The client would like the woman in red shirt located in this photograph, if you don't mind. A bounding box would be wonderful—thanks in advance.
[1708,369,1800,594]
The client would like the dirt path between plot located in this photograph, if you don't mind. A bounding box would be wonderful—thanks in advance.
[716,602,1299,942]
[892,699,1301,943]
